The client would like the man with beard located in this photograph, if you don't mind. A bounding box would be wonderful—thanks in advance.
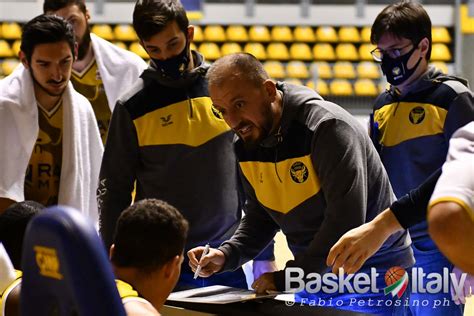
[43,0,147,143]
[0,15,103,225]
[98,0,275,291]
[187,53,415,315]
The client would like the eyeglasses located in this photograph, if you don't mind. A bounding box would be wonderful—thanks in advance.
[370,43,413,62]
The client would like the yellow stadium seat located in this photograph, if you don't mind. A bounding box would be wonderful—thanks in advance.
[336,43,358,61]
[190,42,197,51]
[243,42,267,60]
[293,26,315,42]
[338,26,361,42]
[315,26,338,42]
[113,41,128,50]
[313,43,336,61]
[91,24,114,41]
[286,78,303,86]
[0,40,13,58]
[431,43,451,61]
[192,25,204,42]
[379,81,390,93]
[114,24,137,41]
[249,25,271,42]
[263,61,285,79]
[360,26,372,43]
[333,61,356,79]
[306,80,329,96]
[359,43,376,61]
[2,22,22,39]
[198,42,221,60]
[354,79,378,96]
[2,58,20,76]
[356,61,380,79]
[267,43,289,61]
[310,61,332,79]
[226,25,248,42]
[430,61,449,74]
[203,25,226,42]
[330,79,353,96]
[271,26,293,42]
[129,42,149,59]
[11,40,20,57]
[286,61,309,79]
[221,42,242,56]
[432,27,451,43]
[289,43,312,61]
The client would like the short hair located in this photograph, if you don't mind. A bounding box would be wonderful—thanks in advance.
[133,0,189,41]
[20,14,76,63]
[111,199,188,273]
[43,0,87,15]
[0,201,45,269]
[207,53,270,89]
[371,0,432,60]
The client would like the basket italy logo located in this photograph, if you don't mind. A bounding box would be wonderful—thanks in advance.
[384,266,408,298]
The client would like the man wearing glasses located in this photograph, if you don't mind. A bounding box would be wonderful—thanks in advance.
[363,1,473,315]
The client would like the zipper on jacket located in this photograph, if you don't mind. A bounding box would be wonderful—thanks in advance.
[187,95,193,119]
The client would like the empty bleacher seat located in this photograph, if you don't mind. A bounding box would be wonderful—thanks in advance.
[190,42,197,51]
[336,43,358,61]
[360,26,372,43]
[271,26,293,42]
[315,26,338,43]
[285,78,303,86]
[1,22,22,39]
[114,24,137,41]
[431,43,451,61]
[333,61,356,79]
[1,58,20,76]
[244,42,267,60]
[354,79,378,96]
[226,25,248,42]
[267,42,289,61]
[356,61,380,79]
[129,42,149,59]
[263,61,285,79]
[289,43,312,61]
[432,27,451,43]
[91,24,114,41]
[11,39,21,57]
[338,26,361,42]
[286,60,309,79]
[192,25,204,42]
[313,43,336,61]
[221,42,242,56]
[0,40,13,58]
[249,25,271,42]
[330,79,353,96]
[293,26,315,42]
[310,61,332,79]
[306,79,329,96]
[203,25,226,42]
[113,41,128,50]
[359,43,376,61]
[198,42,221,60]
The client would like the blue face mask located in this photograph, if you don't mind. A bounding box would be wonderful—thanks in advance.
[152,41,190,80]
[381,44,422,86]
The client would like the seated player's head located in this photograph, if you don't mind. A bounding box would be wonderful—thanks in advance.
[110,198,188,308]
[0,201,45,269]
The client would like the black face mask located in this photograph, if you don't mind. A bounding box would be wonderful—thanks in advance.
[381,44,422,86]
[152,41,190,80]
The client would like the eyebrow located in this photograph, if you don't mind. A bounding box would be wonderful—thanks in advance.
[145,36,179,48]
[35,56,72,63]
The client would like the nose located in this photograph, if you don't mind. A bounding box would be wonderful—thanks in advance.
[51,65,63,82]
[226,112,241,131]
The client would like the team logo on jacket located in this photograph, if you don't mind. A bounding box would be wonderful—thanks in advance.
[409,107,425,124]
[160,114,173,126]
[392,67,401,76]
[290,162,308,183]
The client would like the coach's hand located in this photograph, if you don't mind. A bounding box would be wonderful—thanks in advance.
[187,247,225,277]
[252,272,277,294]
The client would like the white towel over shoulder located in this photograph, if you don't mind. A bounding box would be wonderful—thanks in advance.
[0,66,103,225]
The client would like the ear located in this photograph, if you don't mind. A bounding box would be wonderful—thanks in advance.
[163,255,181,279]
[419,37,430,59]
[85,8,91,21]
[109,244,115,260]
[187,25,194,42]
[19,51,29,69]
[73,42,79,61]
[263,79,277,102]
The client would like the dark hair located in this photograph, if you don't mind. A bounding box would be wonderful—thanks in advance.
[133,0,189,41]
[43,0,87,15]
[0,201,45,269]
[111,199,188,272]
[207,52,269,88]
[20,14,76,62]
[371,0,432,60]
